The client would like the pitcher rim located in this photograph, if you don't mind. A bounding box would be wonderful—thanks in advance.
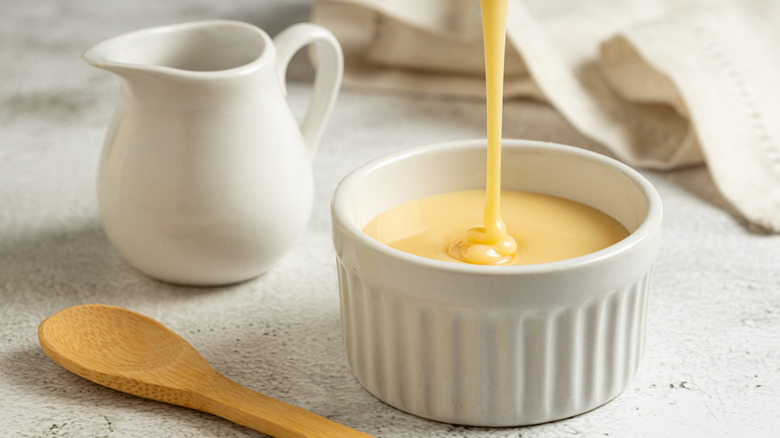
[82,19,274,79]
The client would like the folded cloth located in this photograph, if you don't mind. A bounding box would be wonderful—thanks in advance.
[312,0,780,232]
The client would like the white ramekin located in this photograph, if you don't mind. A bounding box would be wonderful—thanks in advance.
[331,139,663,426]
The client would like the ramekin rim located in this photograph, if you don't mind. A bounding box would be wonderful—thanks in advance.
[331,139,663,277]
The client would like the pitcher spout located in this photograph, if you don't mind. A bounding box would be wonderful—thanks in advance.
[81,26,174,83]
[82,31,139,75]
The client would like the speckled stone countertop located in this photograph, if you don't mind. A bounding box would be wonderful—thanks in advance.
[2,1,778,437]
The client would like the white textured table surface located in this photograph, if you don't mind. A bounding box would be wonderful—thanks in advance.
[2,1,779,437]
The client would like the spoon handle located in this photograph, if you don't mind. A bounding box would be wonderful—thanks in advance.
[196,373,373,438]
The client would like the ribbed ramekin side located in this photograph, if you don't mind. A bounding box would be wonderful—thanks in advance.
[544,270,653,424]
[338,258,654,426]
[526,270,652,424]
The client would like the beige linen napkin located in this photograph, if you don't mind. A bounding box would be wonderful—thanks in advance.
[312,0,780,232]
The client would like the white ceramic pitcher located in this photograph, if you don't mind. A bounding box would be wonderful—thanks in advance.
[83,20,343,285]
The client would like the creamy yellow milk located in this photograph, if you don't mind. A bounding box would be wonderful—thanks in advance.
[362,190,628,265]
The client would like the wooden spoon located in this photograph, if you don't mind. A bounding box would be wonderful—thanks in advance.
[38,304,373,438]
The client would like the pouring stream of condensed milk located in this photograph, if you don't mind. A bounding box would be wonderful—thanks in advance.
[362,0,630,265]
[449,0,517,265]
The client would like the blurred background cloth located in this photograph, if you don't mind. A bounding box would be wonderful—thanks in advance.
[313,0,780,233]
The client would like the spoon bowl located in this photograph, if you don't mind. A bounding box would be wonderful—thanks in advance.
[39,304,371,438]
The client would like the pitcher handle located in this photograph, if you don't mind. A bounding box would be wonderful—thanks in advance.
[274,23,343,161]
